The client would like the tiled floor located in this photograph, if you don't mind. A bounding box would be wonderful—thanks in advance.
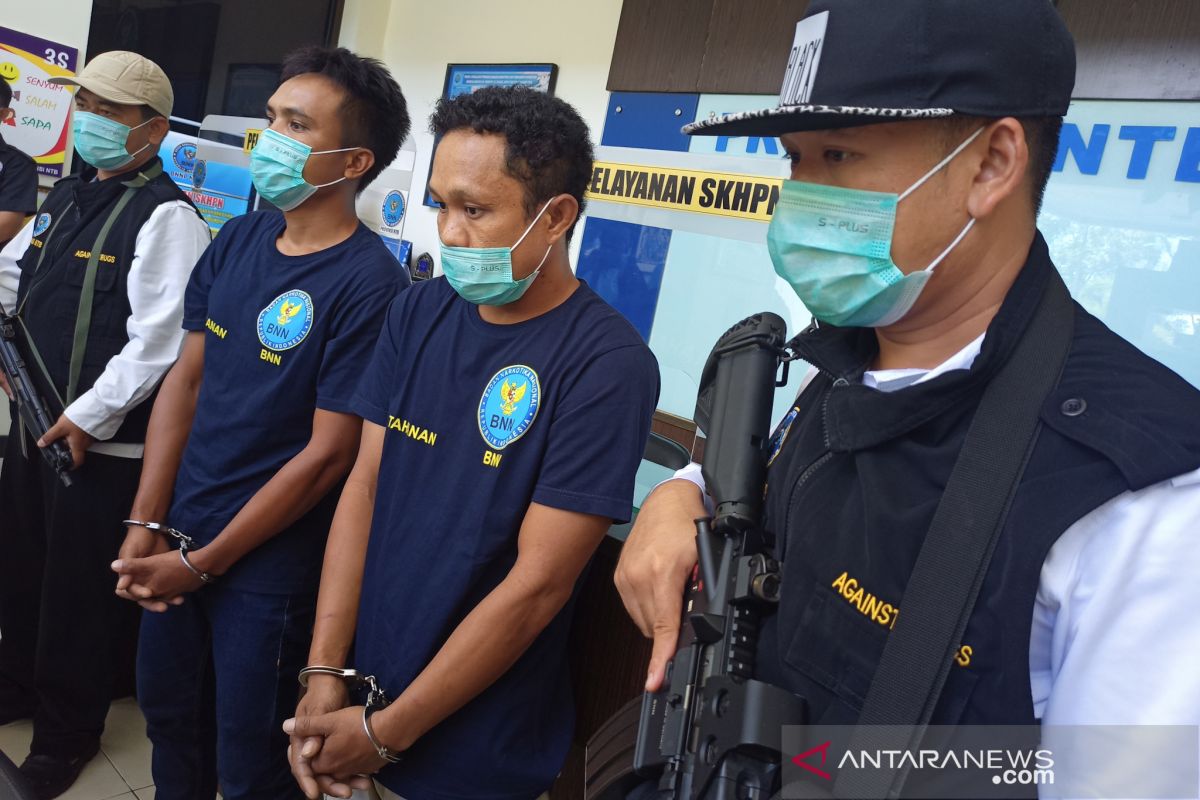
[0,697,155,800]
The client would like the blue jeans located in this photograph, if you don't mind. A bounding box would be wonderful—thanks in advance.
[137,582,315,800]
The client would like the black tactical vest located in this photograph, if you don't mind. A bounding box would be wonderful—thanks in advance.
[754,234,1200,741]
[15,158,199,444]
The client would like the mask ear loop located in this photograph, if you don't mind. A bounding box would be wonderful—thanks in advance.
[511,197,556,287]
[528,243,553,278]
[307,146,366,190]
[311,176,348,189]
[898,126,986,273]
[510,198,556,253]
[122,117,158,162]
[925,217,976,273]
[310,145,363,156]
[897,126,987,202]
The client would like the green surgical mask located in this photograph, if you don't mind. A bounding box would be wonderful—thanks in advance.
[72,111,152,170]
[249,128,357,211]
[440,199,554,306]
[767,126,984,328]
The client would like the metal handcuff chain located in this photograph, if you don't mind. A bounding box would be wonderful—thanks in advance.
[298,666,403,764]
[122,519,214,584]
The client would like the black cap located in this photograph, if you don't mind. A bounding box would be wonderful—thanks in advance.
[685,0,1076,137]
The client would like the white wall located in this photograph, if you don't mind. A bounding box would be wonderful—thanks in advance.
[338,0,624,272]
[4,0,93,60]
[339,0,390,59]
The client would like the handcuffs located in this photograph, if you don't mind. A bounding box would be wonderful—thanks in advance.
[298,666,403,764]
[122,519,214,584]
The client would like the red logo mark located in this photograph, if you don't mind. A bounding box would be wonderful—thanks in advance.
[792,740,833,781]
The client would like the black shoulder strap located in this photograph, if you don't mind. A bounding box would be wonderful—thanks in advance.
[64,160,164,403]
[834,270,1075,800]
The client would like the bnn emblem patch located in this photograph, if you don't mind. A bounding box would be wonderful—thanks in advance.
[257,289,314,351]
[478,364,541,450]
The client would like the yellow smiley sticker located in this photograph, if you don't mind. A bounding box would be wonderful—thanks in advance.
[0,62,19,83]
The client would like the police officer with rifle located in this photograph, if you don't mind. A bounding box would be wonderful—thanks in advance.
[0,51,209,798]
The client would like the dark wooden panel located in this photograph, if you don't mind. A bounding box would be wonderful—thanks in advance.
[698,0,811,94]
[650,410,695,450]
[551,535,653,800]
[651,410,705,463]
[548,416,705,799]
[1059,0,1200,99]
[607,0,715,92]
[609,0,1200,98]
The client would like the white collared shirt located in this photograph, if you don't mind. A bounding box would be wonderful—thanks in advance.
[668,334,1200,728]
[0,201,211,458]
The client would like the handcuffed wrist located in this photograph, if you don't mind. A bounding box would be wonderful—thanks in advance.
[184,546,223,578]
[368,697,417,754]
[363,704,403,764]
[179,548,215,584]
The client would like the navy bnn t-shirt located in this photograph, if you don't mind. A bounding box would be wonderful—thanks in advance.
[171,210,408,592]
[353,278,659,800]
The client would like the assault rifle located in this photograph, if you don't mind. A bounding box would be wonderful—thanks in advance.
[586,312,807,800]
[0,302,74,486]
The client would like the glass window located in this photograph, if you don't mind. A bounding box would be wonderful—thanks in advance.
[1041,100,1200,388]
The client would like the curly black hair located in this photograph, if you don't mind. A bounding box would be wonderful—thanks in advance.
[430,86,595,239]
[0,80,12,110]
[281,46,410,191]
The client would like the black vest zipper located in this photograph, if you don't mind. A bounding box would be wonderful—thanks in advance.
[779,376,847,560]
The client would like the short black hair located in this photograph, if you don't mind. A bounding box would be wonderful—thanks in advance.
[0,81,12,108]
[280,46,410,191]
[938,115,1063,215]
[430,86,595,240]
[1021,117,1064,214]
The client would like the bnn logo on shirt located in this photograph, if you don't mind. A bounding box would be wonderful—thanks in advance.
[478,364,541,450]
[256,289,314,351]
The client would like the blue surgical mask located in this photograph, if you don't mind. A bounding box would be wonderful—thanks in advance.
[440,200,554,306]
[250,128,358,211]
[72,111,152,170]
[767,127,985,328]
